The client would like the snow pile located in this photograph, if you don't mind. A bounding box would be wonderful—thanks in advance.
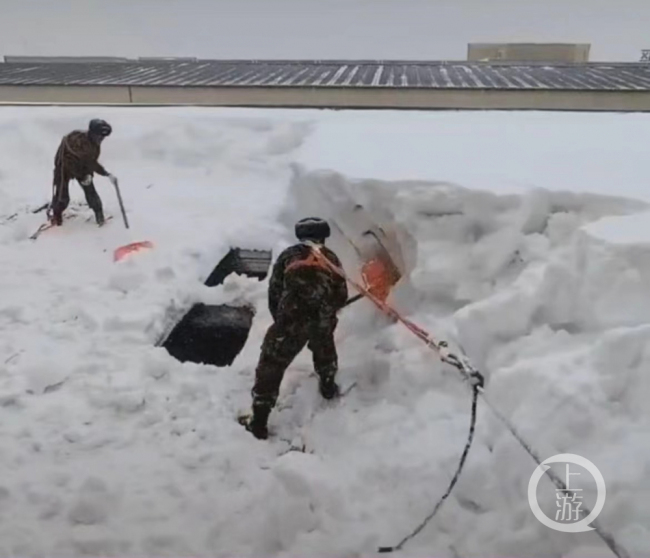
[0,107,650,557]
[297,110,650,202]
[286,166,650,556]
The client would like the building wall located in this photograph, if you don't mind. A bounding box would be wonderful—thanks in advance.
[0,86,131,104]
[0,85,650,112]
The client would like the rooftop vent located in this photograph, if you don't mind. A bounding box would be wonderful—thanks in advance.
[467,43,590,63]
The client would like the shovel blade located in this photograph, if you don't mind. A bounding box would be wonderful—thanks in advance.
[358,230,402,302]
[361,255,400,302]
[113,240,154,262]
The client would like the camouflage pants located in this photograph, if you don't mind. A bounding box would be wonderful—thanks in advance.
[51,168,103,222]
[252,313,338,409]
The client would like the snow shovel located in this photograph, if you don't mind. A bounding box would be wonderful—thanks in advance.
[342,237,402,309]
[110,178,155,262]
[356,229,402,300]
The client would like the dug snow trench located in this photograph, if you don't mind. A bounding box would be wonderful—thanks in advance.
[0,108,650,558]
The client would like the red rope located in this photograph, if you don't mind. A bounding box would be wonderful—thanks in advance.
[309,242,484,389]
[310,244,443,356]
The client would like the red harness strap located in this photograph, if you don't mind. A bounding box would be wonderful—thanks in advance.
[285,250,333,274]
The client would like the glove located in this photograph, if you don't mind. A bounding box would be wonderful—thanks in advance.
[108,174,118,186]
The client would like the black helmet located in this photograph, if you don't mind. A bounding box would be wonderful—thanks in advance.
[295,217,330,242]
[88,119,112,137]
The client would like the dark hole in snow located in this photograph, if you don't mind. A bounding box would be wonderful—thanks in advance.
[161,247,272,367]
[204,248,272,287]
[163,303,255,367]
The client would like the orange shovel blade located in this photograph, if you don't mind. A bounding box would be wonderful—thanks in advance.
[361,255,400,302]
[113,241,154,262]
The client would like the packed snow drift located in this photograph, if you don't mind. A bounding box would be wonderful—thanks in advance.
[1,107,650,558]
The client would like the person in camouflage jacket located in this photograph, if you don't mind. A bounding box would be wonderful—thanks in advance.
[243,217,349,439]
[50,119,117,226]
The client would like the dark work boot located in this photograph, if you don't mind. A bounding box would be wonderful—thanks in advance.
[81,183,104,226]
[319,375,340,400]
[244,416,268,440]
[242,399,272,440]
[50,211,63,226]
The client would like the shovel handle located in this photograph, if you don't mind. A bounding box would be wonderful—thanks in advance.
[343,293,364,307]
[112,178,129,229]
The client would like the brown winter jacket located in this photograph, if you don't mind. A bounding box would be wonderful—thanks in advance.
[53,130,109,184]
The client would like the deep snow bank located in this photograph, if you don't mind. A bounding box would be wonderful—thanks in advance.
[0,107,650,557]
[284,167,650,557]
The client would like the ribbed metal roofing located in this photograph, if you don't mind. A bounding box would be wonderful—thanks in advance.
[1,59,650,91]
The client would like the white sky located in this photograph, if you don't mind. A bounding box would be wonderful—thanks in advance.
[0,0,647,62]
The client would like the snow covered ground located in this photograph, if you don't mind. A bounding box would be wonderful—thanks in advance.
[1,106,650,557]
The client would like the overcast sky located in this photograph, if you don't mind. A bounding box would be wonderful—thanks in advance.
[0,0,647,62]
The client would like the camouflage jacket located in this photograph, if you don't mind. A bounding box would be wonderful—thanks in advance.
[54,131,109,181]
[268,242,348,321]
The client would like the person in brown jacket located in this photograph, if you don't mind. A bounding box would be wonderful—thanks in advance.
[49,119,118,226]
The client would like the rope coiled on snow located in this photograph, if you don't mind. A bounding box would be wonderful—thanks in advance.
[378,385,479,553]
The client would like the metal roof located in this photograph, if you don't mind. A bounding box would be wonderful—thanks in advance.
[1,59,650,91]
